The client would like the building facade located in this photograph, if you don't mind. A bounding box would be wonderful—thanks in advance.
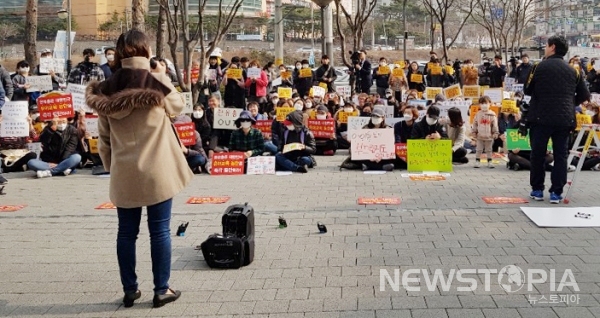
[535,0,600,47]
[147,0,266,17]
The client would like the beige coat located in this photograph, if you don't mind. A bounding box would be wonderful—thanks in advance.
[85,57,193,208]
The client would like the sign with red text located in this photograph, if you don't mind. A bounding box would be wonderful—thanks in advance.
[174,122,196,146]
[482,197,529,204]
[307,119,335,138]
[37,92,75,120]
[357,197,401,205]
[395,143,407,161]
[213,108,243,130]
[211,152,245,175]
[350,128,395,161]
[186,196,230,204]
[254,120,273,139]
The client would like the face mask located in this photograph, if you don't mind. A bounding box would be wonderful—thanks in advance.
[106,54,115,62]
[386,94,392,98]
[480,104,490,111]
[294,104,304,111]
[316,114,327,120]
[426,117,437,125]
[193,111,204,118]
[302,64,309,68]
[19,67,29,73]
[403,114,413,121]
[379,62,387,67]
[286,125,296,131]
[240,121,252,129]
[371,117,383,125]
[296,64,301,69]
[344,107,353,113]
[272,98,279,105]
[586,110,597,116]
[57,123,67,131]
[32,113,39,120]
[305,102,313,109]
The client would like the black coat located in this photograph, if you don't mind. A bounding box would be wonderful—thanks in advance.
[586,70,600,93]
[410,119,447,139]
[356,60,373,93]
[489,64,507,88]
[39,125,79,163]
[516,62,533,84]
[315,65,337,92]
[524,55,591,128]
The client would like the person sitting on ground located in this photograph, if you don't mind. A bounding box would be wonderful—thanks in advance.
[27,117,81,178]
[174,114,208,174]
[313,105,337,156]
[275,110,316,173]
[410,105,447,140]
[445,107,469,164]
[229,110,265,158]
[359,108,395,171]
[508,148,554,172]
[248,101,266,120]
[0,113,38,174]
[205,95,230,157]
[190,104,212,156]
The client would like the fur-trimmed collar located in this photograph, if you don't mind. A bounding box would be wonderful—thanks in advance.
[86,81,164,119]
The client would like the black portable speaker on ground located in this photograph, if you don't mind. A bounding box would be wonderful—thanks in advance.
[200,234,245,269]
[222,202,255,266]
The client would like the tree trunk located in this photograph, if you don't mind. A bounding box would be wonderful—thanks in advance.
[131,0,145,31]
[25,0,38,72]
[156,5,167,59]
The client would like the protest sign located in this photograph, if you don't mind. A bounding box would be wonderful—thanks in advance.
[463,85,480,99]
[482,197,529,204]
[504,77,515,91]
[336,85,351,98]
[576,114,592,131]
[338,110,359,124]
[65,84,93,113]
[27,142,42,159]
[512,84,524,93]
[503,91,513,100]
[26,76,53,92]
[483,88,503,103]
[318,82,328,90]
[444,84,462,99]
[276,107,295,122]
[438,100,470,122]
[85,115,99,138]
[271,77,282,87]
[410,73,423,83]
[347,116,371,133]
[174,122,196,146]
[392,68,405,78]
[280,71,292,79]
[506,129,552,150]
[0,205,27,212]
[283,143,304,153]
[211,152,245,175]
[254,120,272,139]
[190,68,200,84]
[312,86,326,98]
[247,67,261,78]
[89,139,99,154]
[95,202,116,209]
[213,108,243,130]
[187,196,230,204]
[350,128,395,161]
[39,57,65,73]
[501,100,519,114]
[226,68,243,79]
[430,65,443,75]
[357,197,401,205]
[394,60,406,69]
[377,66,391,75]
[278,87,292,99]
[299,68,312,78]
[246,156,276,175]
[407,139,452,172]
[395,143,407,161]
[205,69,217,81]
[180,92,193,114]
[308,119,335,138]
[409,175,446,181]
[0,101,29,137]
[425,87,443,100]
[37,92,75,120]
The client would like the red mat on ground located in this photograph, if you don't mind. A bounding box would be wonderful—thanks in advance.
[409,175,446,181]
[357,197,401,205]
[0,205,26,212]
[95,202,116,209]
[482,197,529,204]
[187,196,230,204]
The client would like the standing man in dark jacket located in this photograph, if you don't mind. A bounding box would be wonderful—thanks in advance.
[0,64,13,100]
[355,50,372,94]
[516,54,533,84]
[315,55,337,93]
[520,35,590,204]
[489,55,507,88]
[27,118,81,178]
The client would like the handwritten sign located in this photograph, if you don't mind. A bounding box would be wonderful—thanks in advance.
[482,197,529,204]
[226,68,242,79]
[308,119,335,138]
[186,196,230,204]
[357,197,401,205]
[483,88,503,103]
[407,139,452,172]
[276,107,295,122]
[246,156,276,175]
[254,120,272,139]
[27,142,42,159]
[95,202,116,209]
[347,116,371,133]
[439,100,471,122]
[299,68,312,78]
[37,92,75,120]
[444,84,462,99]
[350,128,395,161]
[39,57,65,73]
[501,100,518,114]
[211,152,245,175]
[65,84,92,113]
[0,101,29,137]
[311,86,326,98]
[278,87,292,99]
[430,65,443,75]
[0,205,27,212]
[247,67,261,79]
[392,68,405,78]
[377,66,391,75]
[180,92,193,114]
[463,85,480,99]
[425,87,442,100]
[506,129,552,151]
[338,110,359,124]
[395,143,407,161]
[409,175,446,181]
[213,108,243,130]
[336,85,351,98]
[85,115,99,138]
[174,122,196,146]
[283,143,304,153]
[410,73,423,83]
[26,75,53,92]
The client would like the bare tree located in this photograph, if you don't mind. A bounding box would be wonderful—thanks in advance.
[132,0,146,31]
[334,0,377,68]
[0,23,18,51]
[25,0,38,71]
[422,0,474,63]
[155,5,167,59]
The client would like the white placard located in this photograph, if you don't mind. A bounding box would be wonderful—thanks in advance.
[0,101,29,137]
[374,105,394,118]
[206,69,217,81]
[350,128,395,161]
[407,99,427,109]
[27,142,42,159]
[26,76,53,92]
[503,91,512,99]
[65,84,93,113]
[53,30,76,60]
[271,77,282,87]
[213,108,243,130]
[483,88,503,103]
[511,84,524,93]
[504,77,515,91]
[312,86,326,98]
[416,110,427,123]
[247,67,261,79]
[246,156,276,175]
[180,92,193,114]
[86,116,99,138]
[521,207,600,227]
[336,85,352,98]
[439,100,471,122]
[39,58,65,74]
[347,116,371,133]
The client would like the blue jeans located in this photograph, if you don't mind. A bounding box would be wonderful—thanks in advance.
[264,141,278,155]
[27,154,81,175]
[117,199,173,295]
[275,154,311,171]
[186,154,207,170]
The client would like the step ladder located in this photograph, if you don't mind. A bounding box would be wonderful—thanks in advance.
[564,124,600,203]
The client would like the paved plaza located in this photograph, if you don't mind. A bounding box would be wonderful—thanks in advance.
[1,151,600,318]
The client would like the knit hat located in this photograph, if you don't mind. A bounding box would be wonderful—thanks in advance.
[284,110,304,127]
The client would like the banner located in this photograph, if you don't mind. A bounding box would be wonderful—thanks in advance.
[0,101,29,137]
[463,85,480,99]
[308,119,335,138]
[213,108,243,130]
[506,129,552,151]
[37,92,75,120]
[407,139,452,172]
[425,87,443,100]
[350,128,395,160]
[276,107,295,122]
[246,156,276,175]
[254,119,272,139]
[174,122,196,146]
[443,84,462,99]
[211,152,245,175]
[65,84,93,113]
[26,76,53,92]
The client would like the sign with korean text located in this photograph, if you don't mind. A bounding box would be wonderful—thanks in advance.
[254,120,272,139]
[338,110,359,124]
[318,82,328,89]
[276,107,295,122]
[392,68,405,78]
[501,100,519,114]
[444,84,462,99]
[308,119,335,138]
[65,84,93,113]
[347,116,371,133]
[336,85,351,98]
[357,197,401,205]
[503,77,515,91]
[407,140,452,172]
[226,68,243,79]
[425,87,442,100]
[246,156,276,175]
[430,65,443,75]
[377,66,391,75]
[350,128,395,161]
[180,92,193,114]
[576,114,592,131]
[186,196,230,204]
[247,67,261,78]
[394,60,406,69]
[282,143,303,154]
[512,84,524,93]
[506,129,552,151]
[26,75,53,92]
[0,101,29,137]
[174,122,196,146]
[211,152,245,175]
[213,108,243,130]
[311,86,326,98]
[463,85,480,99]
[39,58,65,74]
[280,71,291,79]
[27,142,42,159]
[483,88,503,103]
[299,68,312,78]
[85,115,99,138]
[278,87,292,99]
[395,143,407,161]
[37,92,75,120]
[439,100,470,122]
[410,73,423,83]
[190,68,200,84]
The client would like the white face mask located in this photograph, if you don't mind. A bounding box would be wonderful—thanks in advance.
[286,125,296,131]
[294,104,304,111]
[302,64,309,68]
[344,107,353,113]
[371,117,383,125]
[272,98,279,105]
[386,94,393,98]
[305,102,313,109]
[339,99,345,107]
[240,121,252,129]
[19,67,29,73]
[296,64,301,69]
[316,114,327,120]
[480,104,490,111]
[193,111,204,118]
[403,113,413,121]
[426,117,437,125]
[57,123,67,131]
[379,62,387,67]
[586,110,596,116]
[106,54,115,62]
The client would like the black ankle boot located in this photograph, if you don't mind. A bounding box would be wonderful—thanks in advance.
[123,290,141,308]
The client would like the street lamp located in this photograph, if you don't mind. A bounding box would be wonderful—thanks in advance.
[311,0,333,65]
[57,0,72,76]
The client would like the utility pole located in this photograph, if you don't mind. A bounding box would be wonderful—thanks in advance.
[274,0,284,65]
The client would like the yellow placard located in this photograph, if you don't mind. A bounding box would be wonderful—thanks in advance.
[469,105,500,124]
[394,60,406,69]
[89,139,99,154]
[427,62,435,70]
[444,65,455,76]
[318,82,328,89]
[443,84,462,99]
[576,114,592,131]
[276,107,295,122]
[226,68,242,79]
[377,66,391,75]
[280,71,291,79]
[278,87,292,99]
[392,68,405,78]
[283,142,304,153]
[501,100,518,114]
[337,110,359,124]
[425,87,443,100]
[410,74,423,83]
[299,68,312,78]
[463,85,480,99]
[417,92,423,99]
[430,65,443,75]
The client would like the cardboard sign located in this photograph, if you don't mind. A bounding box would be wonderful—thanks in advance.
[377,66,391,75]
[311,86,326,98]
[89,139,99,154]
[430,65,443,75]
[95,202,116,209]
[278,87,292,99]
[501,100,519,114]
[226,68,243,79]
[336,85,351,98]
[0,205,27,212]
[65,84,93,113]
[347,116,371,132]
[410,73,423,83]
[276,107,295,122]
[280,71,292,79]
[357,197,401,205]
[254,119,272,139]
[463,85,480,99]
[409,175,446,181]
[482,197,529,204]
[25,75,53,92]
[174,122,196,146]
[186,196,230,204]
[247,67,261,78]
[350,128,395,161]
[27,142,42,159]
[576,114,592,131]
[283,143,304,153]
[338,110,359,124]
[246,156,276,175]
[506,129,552,151]
[308,119,335,138]
[392,68,405,78]
[444,84,462,99]
[211,152,245,175]
[213,108,243,130]
[299,68,312,78]
[37,92,75,120]
[181,92,193,114]
[483,88,503,103]
[0,101,29,137]
[425,87,443,100]
[39,57,65,73]
[395,143,407,161]
[407,140,452,172]
[85,115,99,138]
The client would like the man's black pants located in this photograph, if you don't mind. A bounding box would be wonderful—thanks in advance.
[529,124,570,195]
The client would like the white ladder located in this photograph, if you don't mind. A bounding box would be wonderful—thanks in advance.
[564,124,600,203]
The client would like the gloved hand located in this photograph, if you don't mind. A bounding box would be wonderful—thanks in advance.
[517,120,528,137]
